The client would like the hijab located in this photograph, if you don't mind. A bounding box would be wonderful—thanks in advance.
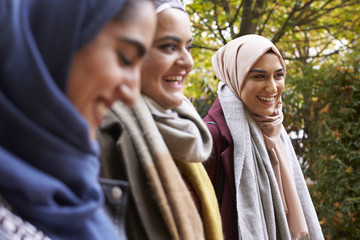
[212,35,309,239]
[0,0,126,239]
[155,0,186,14]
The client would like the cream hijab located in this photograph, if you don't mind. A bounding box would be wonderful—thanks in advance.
[213,35,309,239]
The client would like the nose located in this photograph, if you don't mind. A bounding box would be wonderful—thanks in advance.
[176,48,194,70]
[265,78,277,95]
[117,68,140,106]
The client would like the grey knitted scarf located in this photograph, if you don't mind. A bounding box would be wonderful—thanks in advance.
[143,95,212,163]
[218,82,324,240]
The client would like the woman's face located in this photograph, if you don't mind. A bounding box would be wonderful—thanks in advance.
[241,53,285,116]
[66,2,156,140]
[140,8,194,109]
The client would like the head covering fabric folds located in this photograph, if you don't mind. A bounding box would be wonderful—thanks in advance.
[213,35,313,239]
[0,0,126,239]
[155,0,185,13]
[212,34,285,101]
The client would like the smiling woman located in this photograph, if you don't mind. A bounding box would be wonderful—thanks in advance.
[241,52,286,116]
[203,35,324,240]
[67,0,155,140]
[97,0,223,239]
[140,7,194,109]
[0,0,155,239]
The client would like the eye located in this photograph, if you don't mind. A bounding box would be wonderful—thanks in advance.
[186,44,194,52]
[274,72,285,80]
[117,52,133,66]
[160,43,177,52]
[253,74,265,79]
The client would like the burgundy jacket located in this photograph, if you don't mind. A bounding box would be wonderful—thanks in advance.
[203,97,238,240]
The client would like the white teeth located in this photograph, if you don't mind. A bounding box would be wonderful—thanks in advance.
[96,103,109,117]
[258,96,275,101]
[164,76,183,81]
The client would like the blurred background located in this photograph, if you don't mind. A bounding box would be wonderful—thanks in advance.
[182,1,360,239]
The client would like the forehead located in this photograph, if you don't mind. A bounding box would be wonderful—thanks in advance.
[251,53,284,69]
[156,8,191,38]
[109,3,156,49]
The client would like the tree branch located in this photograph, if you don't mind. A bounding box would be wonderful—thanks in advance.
[239,0,254,36]
[258,6,274,35]
[187,3,225,44]
[210,0,228,44]
[191,44,219,52]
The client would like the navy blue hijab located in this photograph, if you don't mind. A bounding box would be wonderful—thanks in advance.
[0,0,126,239]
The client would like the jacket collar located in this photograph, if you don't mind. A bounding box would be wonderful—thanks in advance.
[207,97,233,145]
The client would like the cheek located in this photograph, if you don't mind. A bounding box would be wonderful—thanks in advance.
[240,82,262,109]
[241,83,257,99]
[146,52,171,77]
[141,61,154,80]
[140,72,156,98]
[240,89,250,107]
[97,58,124,87]
[277,81,285,94]
[141,59,165,88]
[77,56,117,88]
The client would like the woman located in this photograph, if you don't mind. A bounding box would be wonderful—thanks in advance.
[203,35,324,240]
[0,0,155,239]
[97,0,223,239]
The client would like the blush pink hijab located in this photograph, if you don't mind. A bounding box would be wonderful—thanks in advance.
[213,34,309,239]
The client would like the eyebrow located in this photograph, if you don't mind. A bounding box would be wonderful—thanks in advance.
[249,68,286,73]
[154,35,193,44]
[118,37,146,58]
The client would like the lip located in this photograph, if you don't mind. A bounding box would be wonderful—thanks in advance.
[257,95,277,105]
[94,98,113,125]
[162,74,185,89]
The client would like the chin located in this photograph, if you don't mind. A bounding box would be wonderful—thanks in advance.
[88,121,98,141]
[174,98,184,107]
[164,96,182,108]
[255,110,273,116]
[165,101,181,110]
[89,130,96,141]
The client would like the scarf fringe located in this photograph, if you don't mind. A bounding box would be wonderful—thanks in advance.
[292,231,310,240]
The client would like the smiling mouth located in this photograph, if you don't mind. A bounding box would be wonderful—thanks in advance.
[94,101,110,125]
[257,96,276,102]
[163,75,183,85]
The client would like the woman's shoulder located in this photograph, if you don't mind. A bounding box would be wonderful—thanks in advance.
[204,97,232,145]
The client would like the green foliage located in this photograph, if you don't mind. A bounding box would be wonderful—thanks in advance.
[182,2,360,236]
[184,0,360,105]
[284,53,360,239]
[185,45,218,117]
[186,0,360,60]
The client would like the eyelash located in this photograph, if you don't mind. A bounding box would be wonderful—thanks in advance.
[160,43,193,53]
[253,73,284,80]
[117,52,132,66]
[275,73,285,79]
[160,43,176,52]
[254,74,265,79]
